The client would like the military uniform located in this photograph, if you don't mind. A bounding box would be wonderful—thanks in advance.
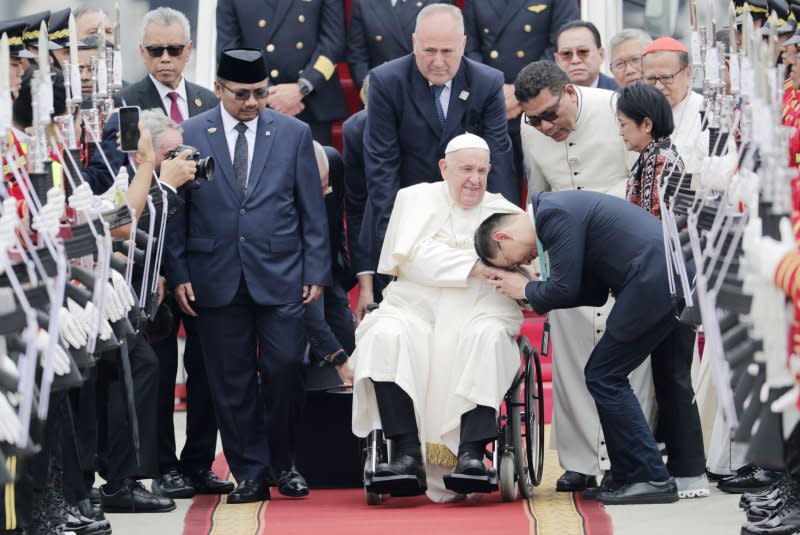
[463,0,579,186]
[346,0,454,91]
[216,0,347,144]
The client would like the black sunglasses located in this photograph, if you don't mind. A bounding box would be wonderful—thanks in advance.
[218,79,269,101]
[144,44,187,58]
[525,89,564,127]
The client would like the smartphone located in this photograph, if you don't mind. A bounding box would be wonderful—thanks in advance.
[118,106,141,152]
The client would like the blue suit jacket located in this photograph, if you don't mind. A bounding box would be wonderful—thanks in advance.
[164,105,331,307]
[465,0,580,83]
[596,72,619,91]
[363,53,517,270]
[525,190,693,342]
[341,109,370,274]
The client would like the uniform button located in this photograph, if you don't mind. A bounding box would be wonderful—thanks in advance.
[375,34,383,42]
[298,14,305,23]
[270,69,279,78]
[266,43,275,53]
[240,236,246,242]
[258,19,267,28]
[416,1,422,6]
[516,50,525,58]
[296,41,304,49]
[490,50,499,59]
[483,28,490,34]
[524,24,532,32]
[240,208,246,214]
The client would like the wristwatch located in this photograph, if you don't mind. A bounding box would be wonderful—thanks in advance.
[324,349,348,366]
[297,79,312,97]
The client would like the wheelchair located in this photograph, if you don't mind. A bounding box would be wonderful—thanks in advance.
[362,335,545,504]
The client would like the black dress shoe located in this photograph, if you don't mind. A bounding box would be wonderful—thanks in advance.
[598,479,679,505]
[741,497,800,534]
[88,487,101,507]
[582,471,621,500]
[556,470,597,492]
[371,454,427,497]
[63,504,112,535]
[453,451,489,477]
[188,469,235,495]
[77,498,105,522]
[151,469,196,499]
[276,469,309,498]
[719,466,785,494]
[100,480,176,513]
[227,480,270,504]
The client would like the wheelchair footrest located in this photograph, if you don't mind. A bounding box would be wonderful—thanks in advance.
[442,470,499,494]
[365,473,427,497]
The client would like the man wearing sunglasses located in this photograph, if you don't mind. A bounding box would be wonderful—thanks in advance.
[554,21,618,91]
[515,60,652,494]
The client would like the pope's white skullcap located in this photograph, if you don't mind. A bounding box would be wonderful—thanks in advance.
[444,133,490,155]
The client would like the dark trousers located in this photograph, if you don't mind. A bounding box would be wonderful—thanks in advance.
[303,282,356,362]
[372,381,496,445]
[195,276,305,481]
[96,334,160,482]
[305,119,333,146]
[585,311,702,483]
[151,296,218,475]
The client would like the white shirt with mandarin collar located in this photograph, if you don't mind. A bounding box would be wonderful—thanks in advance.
[149,74,189,120]
[220,104,257,186]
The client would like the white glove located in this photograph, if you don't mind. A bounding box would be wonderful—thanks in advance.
[67,297,92,334]
[103,281,125,322]
[34,330,71,376]
[84,301,114,341]
[0,392,21,444]
[743,217,795,282]
[58,306,88,349]
[110,270,135,310]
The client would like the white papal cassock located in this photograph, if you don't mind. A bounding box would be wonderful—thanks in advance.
[351,182,523,502]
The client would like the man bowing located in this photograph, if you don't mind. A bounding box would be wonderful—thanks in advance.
[165,49,330,503]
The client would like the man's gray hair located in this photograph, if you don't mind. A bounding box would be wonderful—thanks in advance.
[141,7,191,44]
[139,108,182,147]
[415,3,464,35]
[609,28,653,55]
[73,6,106,21]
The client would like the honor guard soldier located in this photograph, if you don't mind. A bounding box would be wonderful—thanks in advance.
[216,0,348,145]
[347,0,454,92]
[464,0,579,187]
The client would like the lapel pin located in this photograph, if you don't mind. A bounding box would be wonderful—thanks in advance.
[459,90,470,101]
[266,131,271,136]
[195,98,202,107]
[207,127,217,133]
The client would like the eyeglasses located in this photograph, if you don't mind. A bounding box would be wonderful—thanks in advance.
[557,48,593,62]
[218,80,269,101]
[524,89,564,127]
[642,64,688,86]
[611,56,642,72]
[144,44,187,58]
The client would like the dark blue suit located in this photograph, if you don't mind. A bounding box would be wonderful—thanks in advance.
[596,72,619,91]
[346,0,454,91]
[165,105,331,481]
[342,109,370,275]
[363,53,517,271]
[525,190,702,483]
[216,0,347,143]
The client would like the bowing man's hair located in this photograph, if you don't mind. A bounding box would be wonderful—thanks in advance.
[514,61,570,104]
[616,82,675,139]
[415,3,464,35]
[474,212,514,266]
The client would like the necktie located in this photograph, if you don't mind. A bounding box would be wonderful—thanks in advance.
[233,122,249,198]
[431,84,445,127]
[167,91,183,123]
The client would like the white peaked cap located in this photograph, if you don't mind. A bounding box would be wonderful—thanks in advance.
[444,133,490,155]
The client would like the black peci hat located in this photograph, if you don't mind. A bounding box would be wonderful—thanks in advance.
[217,48,268,84]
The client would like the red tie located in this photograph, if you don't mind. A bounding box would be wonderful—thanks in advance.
[167,91,184,123]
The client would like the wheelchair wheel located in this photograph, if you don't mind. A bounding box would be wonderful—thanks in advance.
[509,373,533,499]
[499,451,518,502]
[523,340,545,486]
[363,430,387,506]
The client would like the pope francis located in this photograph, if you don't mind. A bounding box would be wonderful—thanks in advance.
[350,133,524,502]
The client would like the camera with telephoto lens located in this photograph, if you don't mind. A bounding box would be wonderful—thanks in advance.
[164,144,214,189]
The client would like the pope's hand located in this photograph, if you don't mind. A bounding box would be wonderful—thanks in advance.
[482,267,529,300]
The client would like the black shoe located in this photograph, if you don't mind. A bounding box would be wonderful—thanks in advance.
[556,470,597,492]
[370,454,427,497]
[151,469,196,499]
[582,471,621,500]
[741,496,800,534]
[227,480,270,504]
[77,498,105,522]
[100,480,176,513]
[442,451,497,494]
[742,475,792,509]
[276,469,309,498]
[63,504,112,535]
[453,452,489,477]
[88,488,101,507]
[188,469,235,495]
[748,497,784,522]
[719,466,784,494]
[598,479,679,505]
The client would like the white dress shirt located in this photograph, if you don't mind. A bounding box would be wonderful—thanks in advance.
[220,105,257,185]
[429,79,452,117]
[149,74,189,120]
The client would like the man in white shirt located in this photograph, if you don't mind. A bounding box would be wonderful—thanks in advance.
[515,60,656,492]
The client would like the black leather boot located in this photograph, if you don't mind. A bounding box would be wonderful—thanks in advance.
[741,488,800,535]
